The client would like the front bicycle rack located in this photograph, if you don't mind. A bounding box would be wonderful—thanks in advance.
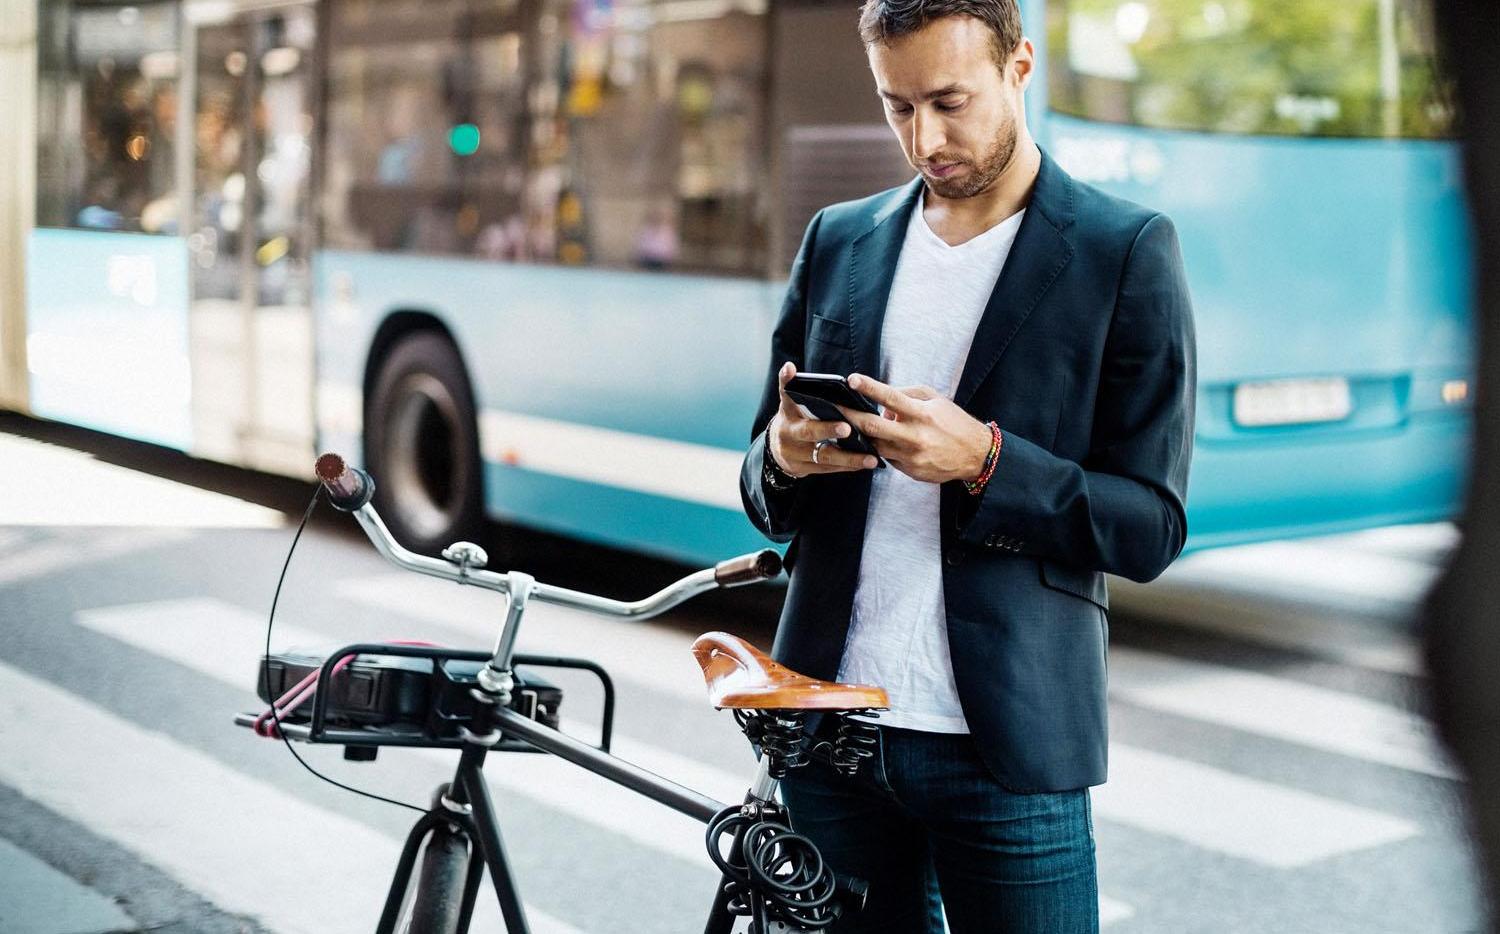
[234,642,617,757]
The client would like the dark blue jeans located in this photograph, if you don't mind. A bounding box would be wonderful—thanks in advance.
[778,723,1098,933]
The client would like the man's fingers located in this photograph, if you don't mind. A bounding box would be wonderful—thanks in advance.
[795,444,879,473]
[776,361,802,418]
[848,373,924,417]
[784,416,848,443]
[835,405,907,443]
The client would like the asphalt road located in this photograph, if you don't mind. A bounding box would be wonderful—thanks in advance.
[0,414,1485,933]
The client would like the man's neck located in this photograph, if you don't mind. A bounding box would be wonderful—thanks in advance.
[923,139,1041,246]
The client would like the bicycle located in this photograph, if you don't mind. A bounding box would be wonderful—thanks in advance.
[235,454,891,933]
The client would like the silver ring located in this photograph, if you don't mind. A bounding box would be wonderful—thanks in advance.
[812,439,834,464]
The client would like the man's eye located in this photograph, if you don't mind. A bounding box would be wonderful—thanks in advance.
[936,99,964,112]
[887,102,912,115]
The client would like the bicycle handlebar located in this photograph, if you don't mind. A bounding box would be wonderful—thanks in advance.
[314,453,781,622]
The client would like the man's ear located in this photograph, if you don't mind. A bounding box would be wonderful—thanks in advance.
[1010,37,1036,90]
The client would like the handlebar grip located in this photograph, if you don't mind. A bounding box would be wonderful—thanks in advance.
[315,453,376,512]
[713,549,783,587]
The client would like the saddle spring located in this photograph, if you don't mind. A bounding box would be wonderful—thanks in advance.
[734,709,809,778]
[828,711,879,777]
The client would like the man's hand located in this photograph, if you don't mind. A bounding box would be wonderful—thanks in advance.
[768,363,881,478]
[837,373,992,484]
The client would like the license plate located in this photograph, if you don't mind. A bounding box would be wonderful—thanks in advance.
[1233,378,1352,428]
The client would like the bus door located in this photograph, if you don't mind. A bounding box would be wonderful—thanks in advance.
[186,2,318,475]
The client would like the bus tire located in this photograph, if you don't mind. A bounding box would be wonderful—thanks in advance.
[365,332,484,556]
[402,826,470,934]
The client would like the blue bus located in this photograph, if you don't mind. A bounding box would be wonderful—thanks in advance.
[19,0,1470,563]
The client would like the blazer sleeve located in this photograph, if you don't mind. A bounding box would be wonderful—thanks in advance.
[739,209,826,543]
[955,213,1197,582]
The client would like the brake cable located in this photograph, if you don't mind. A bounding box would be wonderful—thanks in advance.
[260,485,426,814]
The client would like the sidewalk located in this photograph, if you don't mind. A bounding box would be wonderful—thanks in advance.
[0,836,137,934]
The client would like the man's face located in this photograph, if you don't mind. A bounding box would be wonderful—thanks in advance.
[867,16,1032,200]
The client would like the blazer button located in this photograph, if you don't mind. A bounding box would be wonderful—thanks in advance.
[945,549,964,567]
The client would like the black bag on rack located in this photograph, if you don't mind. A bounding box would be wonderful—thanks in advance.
[256,648,563,739]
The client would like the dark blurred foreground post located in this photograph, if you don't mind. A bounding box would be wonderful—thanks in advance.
[1424,0,1500,927]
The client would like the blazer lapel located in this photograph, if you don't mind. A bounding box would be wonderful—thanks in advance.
[953,149,1077,409]
[848,177,923,380]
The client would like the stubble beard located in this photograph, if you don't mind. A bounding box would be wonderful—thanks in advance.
[921,111,1019,201]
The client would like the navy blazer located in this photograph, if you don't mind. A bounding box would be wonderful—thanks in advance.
[739,149,1196,793]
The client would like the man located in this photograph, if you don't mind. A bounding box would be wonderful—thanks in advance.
[737,1,1196,931]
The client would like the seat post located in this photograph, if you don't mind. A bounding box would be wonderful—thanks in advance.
[748,753,778,803]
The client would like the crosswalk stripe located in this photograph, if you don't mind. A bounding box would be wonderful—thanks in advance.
[1096,745,1420,868]
[0,659,582,934]
[0,434,285,529]
[1333,523,1460,567]
[74,598,743,868]
[1108,575,1423,677]
[1100,894,1135,926]
[0,528,190,587]
[1110,645,1457,779]
[1159,536,1441,618]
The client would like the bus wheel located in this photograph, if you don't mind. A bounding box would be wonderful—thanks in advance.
[366,332,483,556]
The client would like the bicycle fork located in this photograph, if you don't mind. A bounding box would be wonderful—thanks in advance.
[376,723,533,934]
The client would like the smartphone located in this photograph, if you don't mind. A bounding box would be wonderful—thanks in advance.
[785,372,887,467]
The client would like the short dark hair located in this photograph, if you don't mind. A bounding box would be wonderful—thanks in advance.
[857,0,1023,69]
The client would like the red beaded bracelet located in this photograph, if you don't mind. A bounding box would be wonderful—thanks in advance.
[964,421,1003,496]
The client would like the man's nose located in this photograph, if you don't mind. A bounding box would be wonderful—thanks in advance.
[910,110,945,161]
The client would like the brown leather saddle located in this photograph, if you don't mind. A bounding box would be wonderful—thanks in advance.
[690,631,888,711]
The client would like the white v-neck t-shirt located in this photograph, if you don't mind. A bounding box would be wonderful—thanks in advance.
[835,194,1026,733]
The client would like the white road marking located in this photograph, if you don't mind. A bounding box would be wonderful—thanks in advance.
[1096,745,1420,868]
[1110,646,1458,779]
[0,434,284,528]
[74,598,744,868]
[1109,575,1423,676]
[1333,523,1460,566]
[479,410,744,511]
[0,527,190,587]
[1100,894,1135,926]
[1110,523,1455,677]
[0,659,582,934]
[1159,535,1442,618]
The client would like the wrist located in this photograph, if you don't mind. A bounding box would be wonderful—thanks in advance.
[964,420,992,482]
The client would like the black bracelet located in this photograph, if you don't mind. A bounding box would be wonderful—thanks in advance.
[762,417,799,491]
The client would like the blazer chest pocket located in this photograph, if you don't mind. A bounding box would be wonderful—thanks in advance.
[804,313,852,371]
[807,313,851,348]
[1039,560,1109,611]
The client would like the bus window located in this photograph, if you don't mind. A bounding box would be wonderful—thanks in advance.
[36,0,181,232]
[322,0,531,257]
[529,0,771,274]
[1046,0,1456,139]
